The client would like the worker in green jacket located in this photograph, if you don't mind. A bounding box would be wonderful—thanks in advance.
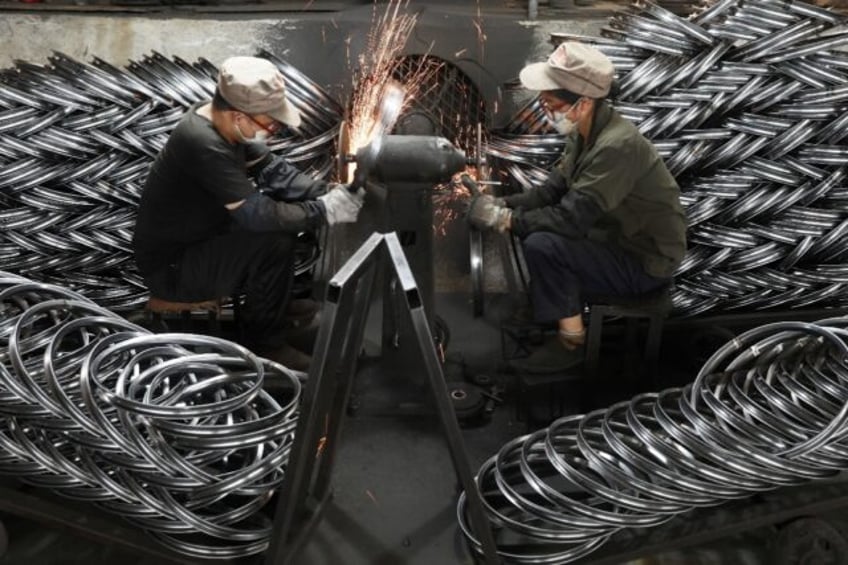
[466,41,687,373]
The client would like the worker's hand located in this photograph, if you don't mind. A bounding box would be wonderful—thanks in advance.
[467,194,511,233]
[318,185,365,224]
[459,174,505,205]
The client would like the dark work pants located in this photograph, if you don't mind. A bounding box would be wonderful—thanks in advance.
[142,230,296,351]
[522,232,669,323]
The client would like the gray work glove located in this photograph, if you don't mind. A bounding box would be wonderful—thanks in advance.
[318,184,365,225]
[460,174,505,205]
[467,194,512,233]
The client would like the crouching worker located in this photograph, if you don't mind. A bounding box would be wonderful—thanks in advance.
[132,56,365,370]
[466,41,686,374]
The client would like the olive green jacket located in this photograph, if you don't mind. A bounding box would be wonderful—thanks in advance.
[505,100,687,279]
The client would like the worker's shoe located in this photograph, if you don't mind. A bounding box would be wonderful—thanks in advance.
[256,343,312,372]
[508,335,584,374]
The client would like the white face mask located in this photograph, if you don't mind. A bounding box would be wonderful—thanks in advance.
[550,111,575,135]
[235,117,270,144]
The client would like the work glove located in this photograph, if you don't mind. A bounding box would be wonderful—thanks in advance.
[467,194,512,233]
[460,174,507,206]
[317,184,365,225]
[461,174,510,232]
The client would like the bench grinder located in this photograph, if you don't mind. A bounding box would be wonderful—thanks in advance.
[339,127,468,380]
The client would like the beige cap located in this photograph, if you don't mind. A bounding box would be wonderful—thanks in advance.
[519,41,614,98]
[218,56,301,128]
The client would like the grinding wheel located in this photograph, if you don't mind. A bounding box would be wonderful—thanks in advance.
[448,382,486,423]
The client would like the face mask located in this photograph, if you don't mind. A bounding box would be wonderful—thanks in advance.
[550,111,575,135]
[235,118,270,144]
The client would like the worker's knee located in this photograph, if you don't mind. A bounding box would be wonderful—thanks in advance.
[522,232,562,263]
[248,232,296,263]
[523,232,596,270]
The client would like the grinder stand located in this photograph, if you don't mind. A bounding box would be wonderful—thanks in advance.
[354,135,468,392]
[266,231,500,565]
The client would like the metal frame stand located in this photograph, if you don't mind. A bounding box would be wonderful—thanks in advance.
[265,231,500,565]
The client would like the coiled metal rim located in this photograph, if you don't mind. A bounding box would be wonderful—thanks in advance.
[0,271,303,559]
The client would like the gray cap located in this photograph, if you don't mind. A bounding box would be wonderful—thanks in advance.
[519,41,614,98]
[217,56,301,128]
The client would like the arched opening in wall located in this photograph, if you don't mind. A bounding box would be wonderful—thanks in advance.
[389,55,486,149]
[381,55,490,299]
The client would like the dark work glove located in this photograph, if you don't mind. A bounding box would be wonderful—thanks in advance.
[467,194,512,233]
[460,173,506,206]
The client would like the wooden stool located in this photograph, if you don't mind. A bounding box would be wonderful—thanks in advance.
[584,286,673,383]
[145,297,224,335]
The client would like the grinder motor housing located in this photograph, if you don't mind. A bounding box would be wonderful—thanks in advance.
[357,134,468,374]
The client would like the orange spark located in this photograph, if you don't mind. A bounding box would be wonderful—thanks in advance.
[475,0,486,61]
[433,165,487,237]
[315,413,330,458]
[347,1,416,167]
[344,1,443,182]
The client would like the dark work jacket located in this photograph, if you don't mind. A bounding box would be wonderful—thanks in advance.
[505,100,687,279]
[132,102,327,274]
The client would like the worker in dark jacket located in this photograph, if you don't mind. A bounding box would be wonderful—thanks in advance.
[467,41,686,373]
[133,56,364,370]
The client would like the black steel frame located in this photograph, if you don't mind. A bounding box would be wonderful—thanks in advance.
[265,231,500,565]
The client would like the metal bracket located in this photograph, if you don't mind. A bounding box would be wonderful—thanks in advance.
[265,231,501,565]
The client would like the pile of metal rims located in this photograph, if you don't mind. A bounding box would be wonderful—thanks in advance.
[0,51,340,310]
[496,0,848,316]
[459,315,848,563]
[0,271,303,558]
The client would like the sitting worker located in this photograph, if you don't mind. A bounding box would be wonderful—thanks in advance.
[132,56,365,371]
[466,41,686,374]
